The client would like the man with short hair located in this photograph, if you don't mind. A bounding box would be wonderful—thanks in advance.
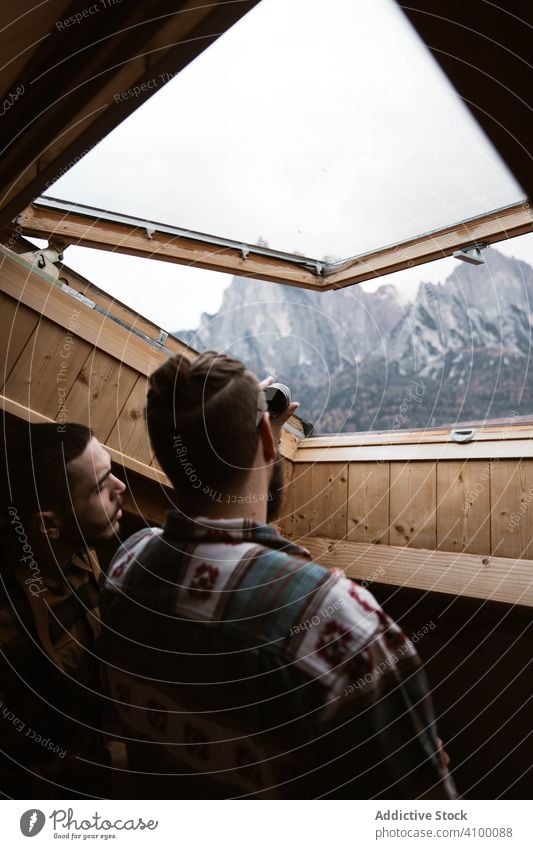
[0,420,126,797]
[100,350,456,799]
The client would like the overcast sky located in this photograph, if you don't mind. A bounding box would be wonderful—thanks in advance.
[42,0,529,331]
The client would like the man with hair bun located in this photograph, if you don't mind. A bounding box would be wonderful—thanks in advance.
[100,351,456,800]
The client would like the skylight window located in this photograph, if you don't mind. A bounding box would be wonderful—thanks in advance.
[50,0,524,263]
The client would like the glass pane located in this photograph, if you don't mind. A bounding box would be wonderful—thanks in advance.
[50,0,524,261]
[177,234,533,433]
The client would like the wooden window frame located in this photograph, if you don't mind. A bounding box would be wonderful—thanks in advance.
[19,197,532,291]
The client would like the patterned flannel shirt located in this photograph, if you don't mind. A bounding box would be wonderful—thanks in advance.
[100,512,457,800]
[0,548,108,795]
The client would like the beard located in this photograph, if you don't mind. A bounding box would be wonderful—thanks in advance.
[267,452,285,524]
[61,502,123,549]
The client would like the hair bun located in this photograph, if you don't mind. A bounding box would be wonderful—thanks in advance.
[148,354,191,403]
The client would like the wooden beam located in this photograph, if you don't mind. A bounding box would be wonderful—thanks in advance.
[1,227,179,346]
[0,393,168,486]
[48,248,197,358]
[0,248,170,377]
[19,198,532,291]
[298,535,533,607]
[302,421,533,448]
[18,203,322,290]
[323,202,533,290]
[294,438,533,463]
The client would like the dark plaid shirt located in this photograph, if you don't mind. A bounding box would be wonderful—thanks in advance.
[0,548,107,795]
[100,513,457,799]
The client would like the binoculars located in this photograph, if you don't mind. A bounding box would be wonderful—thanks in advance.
[264,382,292,418]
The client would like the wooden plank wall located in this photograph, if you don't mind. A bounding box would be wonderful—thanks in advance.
[0,250,177,474]
[281,458,533,559]
[0,248,180,530]
[1,249,303,526]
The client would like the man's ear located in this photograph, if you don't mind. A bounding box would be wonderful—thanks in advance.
[33,511,62,541]
[258,413,277,463]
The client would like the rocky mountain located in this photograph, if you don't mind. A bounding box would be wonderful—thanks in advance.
[177,248,533,432]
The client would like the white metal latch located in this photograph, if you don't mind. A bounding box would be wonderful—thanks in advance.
[451,428,476,444]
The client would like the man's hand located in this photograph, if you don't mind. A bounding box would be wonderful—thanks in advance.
[259,376,300,442]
